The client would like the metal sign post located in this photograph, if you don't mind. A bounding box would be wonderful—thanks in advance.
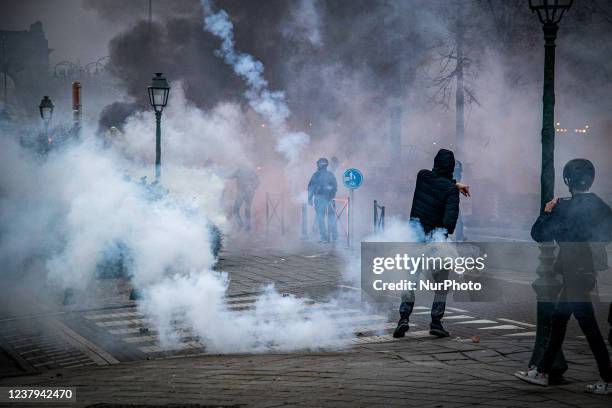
[342,168,363,249]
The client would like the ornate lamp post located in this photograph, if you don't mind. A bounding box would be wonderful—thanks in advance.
[147,72,170,181]
[528,0,573,377]
[38,95,54,142]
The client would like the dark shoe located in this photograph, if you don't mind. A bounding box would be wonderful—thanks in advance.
[393,319,410,338]
[430,323,450,338]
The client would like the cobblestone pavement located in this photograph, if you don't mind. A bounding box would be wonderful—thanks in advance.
[1,336,611,407]
[1,240,611,406]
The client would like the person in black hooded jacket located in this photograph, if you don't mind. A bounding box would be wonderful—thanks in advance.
[410,149,462,235]
[393,149,470,339]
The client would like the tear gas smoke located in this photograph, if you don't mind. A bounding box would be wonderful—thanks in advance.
[201,0,310,166]
[0,124,351,352]
[342,218,454,286]
[2,0,612,355]
[144,277,349,352]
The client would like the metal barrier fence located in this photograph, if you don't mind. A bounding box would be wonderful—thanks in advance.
[265,192,285,235]
[373,200,385,234]
[334,197,350,247]
[300,197,350,247]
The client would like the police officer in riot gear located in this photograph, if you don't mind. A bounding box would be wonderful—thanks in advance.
[308,158,338,243]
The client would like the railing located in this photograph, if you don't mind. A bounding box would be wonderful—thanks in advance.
[333,197,350,247]
[373,200,385,234]
[300,197,350,247]
[265,192,285,235]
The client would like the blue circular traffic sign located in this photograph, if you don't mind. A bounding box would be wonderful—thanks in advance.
[343,168,363,189]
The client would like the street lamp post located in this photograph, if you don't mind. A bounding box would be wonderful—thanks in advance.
[39,95,54,142]
[527,0,573,377]
[147,72,170,181]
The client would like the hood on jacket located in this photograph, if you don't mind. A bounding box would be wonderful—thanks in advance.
[432,149,455,179]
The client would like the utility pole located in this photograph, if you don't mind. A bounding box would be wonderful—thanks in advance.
[1,34,7,110]
[527,0,574,379]
[455,4,465,157]
[454,3,466,241]
[148,0,153,34]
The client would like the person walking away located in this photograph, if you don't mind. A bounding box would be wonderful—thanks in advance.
[231,167,260,232]
[393,148,470,338]
[515,159,612,395]
[308,158,338,243]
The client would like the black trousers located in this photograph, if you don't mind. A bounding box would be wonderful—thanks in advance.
[538,296,612,382]
[399,269,449,325]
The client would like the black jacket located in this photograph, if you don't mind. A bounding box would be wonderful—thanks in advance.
[410,149,460,235]
[308,168,337,202]
[531,193,612,298]
[531,193,612,243]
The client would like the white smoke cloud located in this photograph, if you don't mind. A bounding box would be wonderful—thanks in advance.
[119,85,252,171]
[282,0,323,47]
[276,131,310,164]
[343,217,456,286]
[144,276,349,353]
[201,0,310,165]
[1,107,350,352]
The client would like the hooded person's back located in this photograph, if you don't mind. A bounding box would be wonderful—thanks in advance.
[410,149,460,235]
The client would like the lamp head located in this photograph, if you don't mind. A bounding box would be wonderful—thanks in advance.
[148,72,170,113]
[39,96,54,122]
[529,0,573,25]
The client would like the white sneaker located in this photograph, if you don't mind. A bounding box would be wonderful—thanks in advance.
[514,368,549,386]
[586,381,610,395]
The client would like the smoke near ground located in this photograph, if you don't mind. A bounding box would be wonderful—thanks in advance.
[1,0,611,352]
[0,125,353,352]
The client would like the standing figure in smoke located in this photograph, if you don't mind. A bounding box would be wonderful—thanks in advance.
[308,158,338,243]
[231,166,260,232]
[515,159,612,395]
[393,149,470,339]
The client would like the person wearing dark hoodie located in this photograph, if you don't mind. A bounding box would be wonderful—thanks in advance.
[515,158,612,395]
[393,149,470,339]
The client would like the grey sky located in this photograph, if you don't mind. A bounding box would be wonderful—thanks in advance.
[0,0,139,66]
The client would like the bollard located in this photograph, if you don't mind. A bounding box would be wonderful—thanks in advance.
[373,200,378,233]
[301,203,308,240]
[266,192,270,235]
